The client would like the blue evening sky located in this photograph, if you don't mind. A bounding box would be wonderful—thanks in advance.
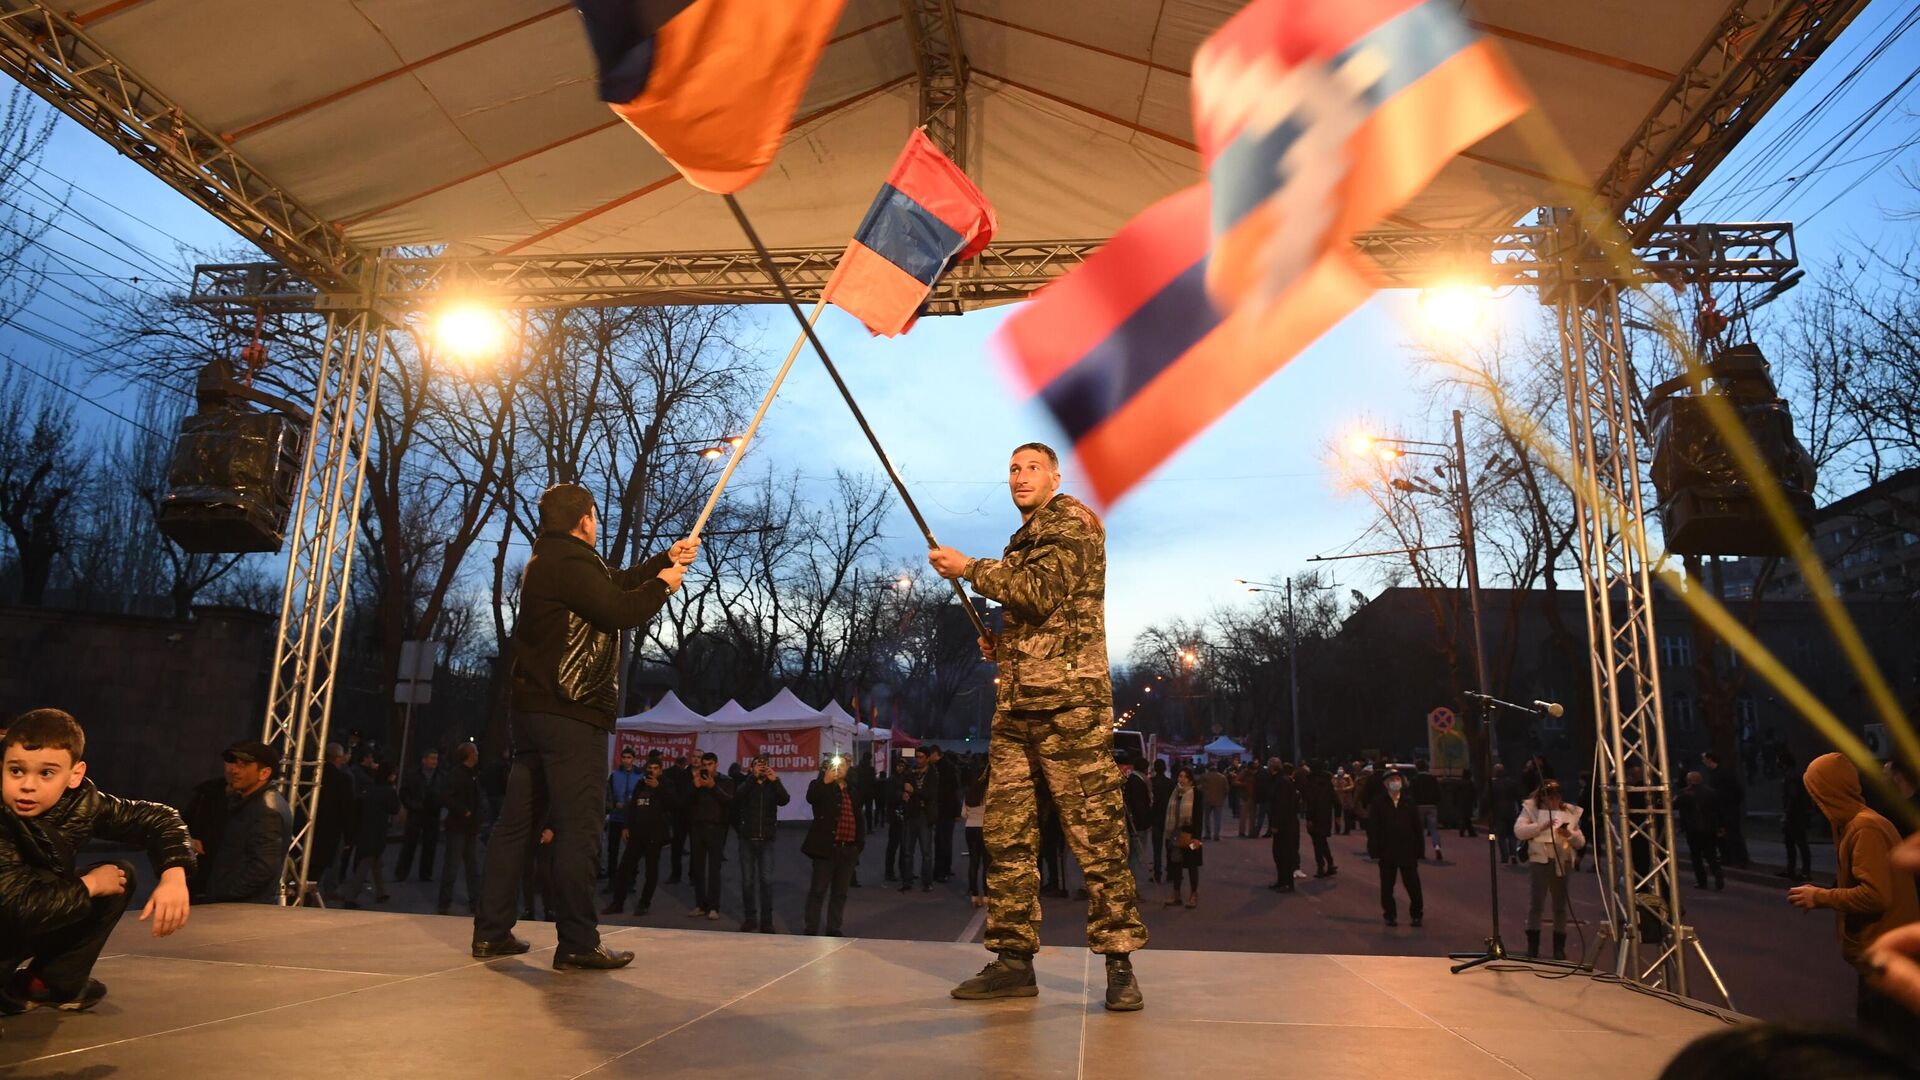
[2,8,1916,654]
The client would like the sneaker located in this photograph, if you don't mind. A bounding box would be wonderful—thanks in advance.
[950,953,1039,1000]
[2,972,107,1013]
[1103,955,1144,1012]
[689,907,707,917]
[707,909,720,921]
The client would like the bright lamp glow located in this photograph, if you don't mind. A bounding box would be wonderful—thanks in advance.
[894,575,912,591]
[699,447,726,460]
[434,302,508,362]
[1417,284,1490,339]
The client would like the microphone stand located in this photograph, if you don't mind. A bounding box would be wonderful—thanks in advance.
[1449,691,1587,976]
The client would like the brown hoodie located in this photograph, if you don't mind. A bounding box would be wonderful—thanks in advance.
[1801,753,1920,971]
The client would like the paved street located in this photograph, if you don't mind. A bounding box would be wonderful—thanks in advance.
[320,819,1852,1025]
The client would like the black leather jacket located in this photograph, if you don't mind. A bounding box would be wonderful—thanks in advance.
[1,779,195,937]
[202,784,294,904]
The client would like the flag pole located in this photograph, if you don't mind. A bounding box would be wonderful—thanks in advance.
[722,193,992,643]
[687,298,823,541]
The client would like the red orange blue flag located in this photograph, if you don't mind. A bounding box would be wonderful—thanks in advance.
[822,130,998,337]
[996,0,1529,506]
[1193,0,1528,309]
[574,0,848,194]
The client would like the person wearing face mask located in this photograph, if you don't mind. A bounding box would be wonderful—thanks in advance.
[1366,769,1425,928]
[1513,779,1586,959]
[1162,767,1207,908]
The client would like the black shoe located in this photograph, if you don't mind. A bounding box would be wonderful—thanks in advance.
[884,874,897,882]
[634,904,650,916]
[759,924,776,934]
[922,884,933,893]
[1104,955,1144,1012]
[740,919,759,933]
[1384,916,1398,927]
[1525,930,1541,958]
[554,946,635,971]
[602,901,624,915]
[951,953,1039,1000]
[1552,933,1567,961]
[472,935,532,959]
[899,882,913,893]
[1411,916,1423,928]
[2,972,107,1013]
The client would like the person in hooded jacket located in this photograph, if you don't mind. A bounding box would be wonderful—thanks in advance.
[1787,752,1919,1052]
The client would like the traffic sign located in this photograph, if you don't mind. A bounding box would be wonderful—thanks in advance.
[1427,706,1456,733]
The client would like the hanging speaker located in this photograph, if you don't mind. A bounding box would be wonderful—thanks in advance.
[157,406,304,554]
[1647,343,1816,556]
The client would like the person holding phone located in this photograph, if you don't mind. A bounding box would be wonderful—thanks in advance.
[1514,779,1586,959]
[802,755,864,936]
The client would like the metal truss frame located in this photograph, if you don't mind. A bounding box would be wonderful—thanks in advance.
[1555,277,1731,1005]
[183,222,1795,312]
[900,0,970,166]
[1597,0,1871,237]
[0,0,366,288]
[260,311,387,904]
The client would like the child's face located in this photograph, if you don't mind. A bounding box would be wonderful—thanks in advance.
[4,744,85,818]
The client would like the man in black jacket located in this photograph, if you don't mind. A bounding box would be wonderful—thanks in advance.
[313,742,355,899]
[394,748,441,881]
[200,740,294,904]
[1122,755,1152,881]
[895,758,933,891]
[1300,764,1337,878]
[606,755,675,915]
[685,751,733,919]
[437,743,485,914]
[2,709,194,1013]
[1148,759,1173,884]
[735,752,790,932]
[473,483,693,970]
[803,758,865,936]
[926,745,960,882]
[1268,761,1300,892]
[1367,770,1425,927]
[664,755,692,883]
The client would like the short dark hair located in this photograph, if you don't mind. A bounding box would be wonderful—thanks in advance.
[701,751,718,763]
[1011,442,1059,468]
[538,483,596,535]
[4,708,85,761]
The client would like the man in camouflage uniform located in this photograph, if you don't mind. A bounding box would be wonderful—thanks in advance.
[929,442,1146,1012]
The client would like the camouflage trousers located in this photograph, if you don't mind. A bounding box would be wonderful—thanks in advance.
[984,705,1147,956]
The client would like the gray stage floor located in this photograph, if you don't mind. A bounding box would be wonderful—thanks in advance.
[2,906,1735,1078]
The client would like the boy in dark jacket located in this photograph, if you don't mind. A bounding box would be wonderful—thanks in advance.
[2,709,195,1014]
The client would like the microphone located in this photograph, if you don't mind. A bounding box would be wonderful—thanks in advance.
[1532,700,1565,719]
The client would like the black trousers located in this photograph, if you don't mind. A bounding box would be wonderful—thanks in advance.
[613,839,663,909]
[474,711,607,955]
[605,820,625,883]
[1782,822,1812,878]
[3,860,135,997]
[966,825,988,897]
[1149,823,1166,880]
[395,807,439,879]
[689,822,726,911]
[1378,860,1423,921]
[1309,829,1335,873]
[933,816,956,878]
[1686,830,1723,887]
[1272,823,1300,883]
[438,831,480,911]
[884,815,902,879]
[667,817,688,881]
[805,845,858,934]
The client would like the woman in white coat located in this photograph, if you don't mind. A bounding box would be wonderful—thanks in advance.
[1513,779,1585,960]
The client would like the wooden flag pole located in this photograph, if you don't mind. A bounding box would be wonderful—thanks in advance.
[722,193,992,643]
[687,298,824,541]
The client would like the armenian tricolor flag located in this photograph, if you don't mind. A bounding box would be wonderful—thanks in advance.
[1193,0,1528,310]
[574,0,847,193]
[822,130,999,337]
[995,185,1370,507]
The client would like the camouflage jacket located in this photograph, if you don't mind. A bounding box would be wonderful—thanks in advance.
[965,493,1112,712]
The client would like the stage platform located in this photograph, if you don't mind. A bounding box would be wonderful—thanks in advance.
[2,906,1735,1078]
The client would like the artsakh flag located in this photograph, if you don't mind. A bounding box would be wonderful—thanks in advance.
[574,0,847,193]
[822,130,998,337]
[1193,0,1528,310]
[995,185,1371,507]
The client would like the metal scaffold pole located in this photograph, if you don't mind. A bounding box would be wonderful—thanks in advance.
[260,309,388,905]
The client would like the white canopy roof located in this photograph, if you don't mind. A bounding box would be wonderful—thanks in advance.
[70,1,1742,259]
[735,688,827,729]
[614,689,707,732]
[818,700,861,737]
[704,699,754,726]
[1203,736,1248,755]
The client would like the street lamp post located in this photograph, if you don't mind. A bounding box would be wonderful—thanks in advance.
[1238,577,1331,765]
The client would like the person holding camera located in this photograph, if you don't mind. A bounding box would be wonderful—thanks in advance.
[604,755,675,916]
[803,755,865,936]
[686,751,734,920]
[1514,778,1586,959]
[736,752,790,932]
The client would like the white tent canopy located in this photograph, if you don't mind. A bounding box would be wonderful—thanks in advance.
[737,687,826,729]
[1203,736,1247,760]
[67,0,1748,262]
[704,699,753,726]
[613,690,707,731]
